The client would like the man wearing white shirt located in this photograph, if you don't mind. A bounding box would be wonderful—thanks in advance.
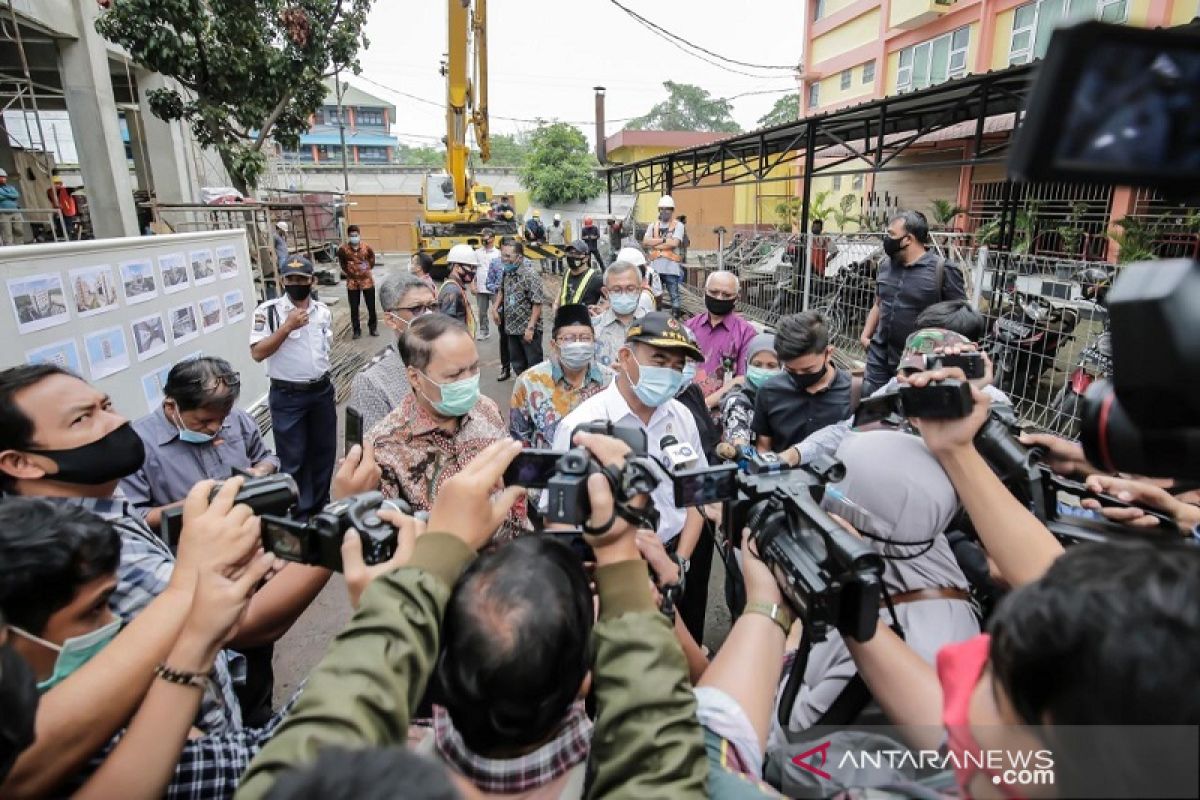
[474,228,500,341]
[552,311,709,636]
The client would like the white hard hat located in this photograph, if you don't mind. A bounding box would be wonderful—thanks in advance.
[276,221,289,231]
[0,168,6,178]
[553,213,561,221]
[657,195,675,209]
[617,246,647,267]
[448,243,477,265]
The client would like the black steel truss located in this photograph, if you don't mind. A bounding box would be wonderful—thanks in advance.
[604,63,1036,196]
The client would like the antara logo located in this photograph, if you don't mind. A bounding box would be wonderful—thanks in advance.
[791,740,833,780]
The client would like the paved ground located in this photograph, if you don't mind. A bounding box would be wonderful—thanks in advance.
[272,259,732,704]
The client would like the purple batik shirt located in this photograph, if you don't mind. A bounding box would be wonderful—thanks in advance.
[685,312,759,381]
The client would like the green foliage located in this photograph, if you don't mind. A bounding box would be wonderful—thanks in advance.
[518,123,603,207]
[395,143,445,167]
[756,94,801,129]
[929,198,966,228]
[1110,216,1160,263]
[626,82,742,134]
[832,194,860,231]
[487,133,531,168]
[775,189,834,231]
[96,0,372,194]
[1055,202,1089,256]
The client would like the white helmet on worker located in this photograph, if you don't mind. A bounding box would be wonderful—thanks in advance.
[617,246,647,267]
[553,213,561,221]
[448,243,477,265]
[275,220,289,232]
[0,168,7,178]
[657,195,675,209]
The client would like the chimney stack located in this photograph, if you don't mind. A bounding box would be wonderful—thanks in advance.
[594,86,607,164]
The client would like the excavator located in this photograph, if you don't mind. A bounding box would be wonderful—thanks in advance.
[413,0,564,265]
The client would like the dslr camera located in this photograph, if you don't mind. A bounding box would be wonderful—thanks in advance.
[543,420,660,527]
[161,472,298,547]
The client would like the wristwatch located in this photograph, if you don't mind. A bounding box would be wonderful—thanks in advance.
[672,551,690,575]
[743,601,794,636]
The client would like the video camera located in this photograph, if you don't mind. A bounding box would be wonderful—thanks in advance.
[1008,21,1200,479]
[161,473,411,572]
[852,379,975,428]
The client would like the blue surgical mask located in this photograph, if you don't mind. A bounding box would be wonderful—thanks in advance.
[746,365,781,388]
[626,353,684,407]
[349,235,361,246]
[502,260,520,273]
[681,362,697,386]
[419,370,480,417]
[12,619,122,692]
[609,292,639,315]
[171,407,217,445]
[558,342,594,371]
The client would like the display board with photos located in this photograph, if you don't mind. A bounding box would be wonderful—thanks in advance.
[0,229,267,423]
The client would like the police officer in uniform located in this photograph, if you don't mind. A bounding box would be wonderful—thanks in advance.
[249,256,336,518]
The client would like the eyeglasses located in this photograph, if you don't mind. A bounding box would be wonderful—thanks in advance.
[556,335,595,345]
[607,287,640,296]
[394,303,438,315]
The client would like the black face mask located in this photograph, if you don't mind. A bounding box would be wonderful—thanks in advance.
[882,234,907,259]
[705,295,736,316]
[284,283,312,302]
[569,257,587,272]
[26,422,146,485]
[0,645,39,782]
[789,358,828,391]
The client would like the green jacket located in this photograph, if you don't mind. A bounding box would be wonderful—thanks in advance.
[234,534,707,800]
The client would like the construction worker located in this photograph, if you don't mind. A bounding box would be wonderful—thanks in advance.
[430,243,478,337]
[643,195,685,317]
[525,209,546,244]
[0,168,22,246]
[46,172,79,240]
[547,212,567,274]
[555,239,603,311]
[581,215,602,269]
[248,256,336,519]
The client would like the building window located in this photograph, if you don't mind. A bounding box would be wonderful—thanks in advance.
[896,26,969,93]
[862,60,875,84]
[322,107,345,125]
[808,82,821,108]
[814,0,826,20]
[356,107,385,127]
[357,146,390,163]
[1008,0,1127,65]
[852,173,864,190]
[832,175,843,190]
[316,144,343,161]
[840,69,852,90]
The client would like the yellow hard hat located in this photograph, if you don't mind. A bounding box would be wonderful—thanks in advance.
[532,210,540,218]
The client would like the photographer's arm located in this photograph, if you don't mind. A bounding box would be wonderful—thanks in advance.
[1082,475,1200,533]
[908,373,1064,588]
[844,624,944,751]
[228,443,382,648]
[237,440,523,800]
[675,507,705,560]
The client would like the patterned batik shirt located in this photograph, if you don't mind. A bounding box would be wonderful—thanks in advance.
[369,393,527,542]
[500,262,545,336]
[719,385,758,446]
[509,359,612,449]
[336,243,376,291]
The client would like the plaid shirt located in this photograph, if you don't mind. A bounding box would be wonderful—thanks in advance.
[52,496,245,734]
[509,358,611,449]
[369,393,527,542]
[433,703,592,794]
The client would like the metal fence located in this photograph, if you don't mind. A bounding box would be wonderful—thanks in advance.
[684,230,1116,438]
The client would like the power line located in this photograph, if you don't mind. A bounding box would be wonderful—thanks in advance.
[607,0,800,74]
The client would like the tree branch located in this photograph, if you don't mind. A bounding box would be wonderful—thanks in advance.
[253,88,296,150]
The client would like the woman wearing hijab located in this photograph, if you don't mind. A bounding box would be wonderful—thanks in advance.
[720,333,780,447]
[769,430,981,742]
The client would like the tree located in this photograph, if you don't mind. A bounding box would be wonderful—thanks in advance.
[757,94,801,129]
[96,0,372,195]
[626,82,742,134]
[775,189,834,231]
[832,194,860,231]
[395,143,444,167]
[518,123,603,207]
[487,133,531,168]
[929,198,966,229]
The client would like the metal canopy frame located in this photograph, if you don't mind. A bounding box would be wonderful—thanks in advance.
[604,63,1036,202]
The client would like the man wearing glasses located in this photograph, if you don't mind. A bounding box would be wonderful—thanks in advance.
[349,272,438,434]
[590,260,647,369]
[509,304,612,449]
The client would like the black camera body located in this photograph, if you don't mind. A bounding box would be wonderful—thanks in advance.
[853,379,975,428]
[543,420,654,527]
[161,473,299,547]
[261,491,412,572]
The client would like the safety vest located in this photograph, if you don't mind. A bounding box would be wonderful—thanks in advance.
[649,221,682,262]
[559,267,599,305]
[438,280,477,337]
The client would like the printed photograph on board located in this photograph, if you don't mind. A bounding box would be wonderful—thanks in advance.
[119,259,159,305]
[159,252,191,294]
[69,265,119,318]
[189,249,216,285]
[130,311,169,361]
[169,302,200,345]
[83,325,131,380]
[216,245,240,278]
[199,295,223,333]
[223,289,246,323]
[26,338,85,377]
[8,273,70,334]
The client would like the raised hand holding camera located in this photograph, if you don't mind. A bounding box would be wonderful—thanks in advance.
[425,438,525,551]
[171,477,262,594]
[340,507,424,608]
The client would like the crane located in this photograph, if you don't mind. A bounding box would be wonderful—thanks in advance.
[414,0,563,264]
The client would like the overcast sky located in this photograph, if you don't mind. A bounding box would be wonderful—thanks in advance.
[352,0,805,149]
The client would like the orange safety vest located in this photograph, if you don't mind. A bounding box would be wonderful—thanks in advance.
[648,221,682,263]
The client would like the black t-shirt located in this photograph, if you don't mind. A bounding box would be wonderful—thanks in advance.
[676,383,720,463]
[559,267,604,307]
[751,368,853,451]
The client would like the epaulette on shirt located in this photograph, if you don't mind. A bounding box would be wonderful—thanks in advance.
[366,345,395,366]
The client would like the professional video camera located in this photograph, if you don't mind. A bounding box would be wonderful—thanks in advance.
[852,378,975,428]
[1008,21,1200,479]
[160,473,411,572]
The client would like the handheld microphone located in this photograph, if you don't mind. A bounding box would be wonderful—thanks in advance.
[660,435,699,470]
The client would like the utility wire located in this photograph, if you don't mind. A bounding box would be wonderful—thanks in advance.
[607,0,801,73]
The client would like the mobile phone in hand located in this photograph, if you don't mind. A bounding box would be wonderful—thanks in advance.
[345,407,364,455]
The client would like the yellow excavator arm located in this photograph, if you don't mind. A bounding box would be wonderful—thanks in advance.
[443,0,488,211]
